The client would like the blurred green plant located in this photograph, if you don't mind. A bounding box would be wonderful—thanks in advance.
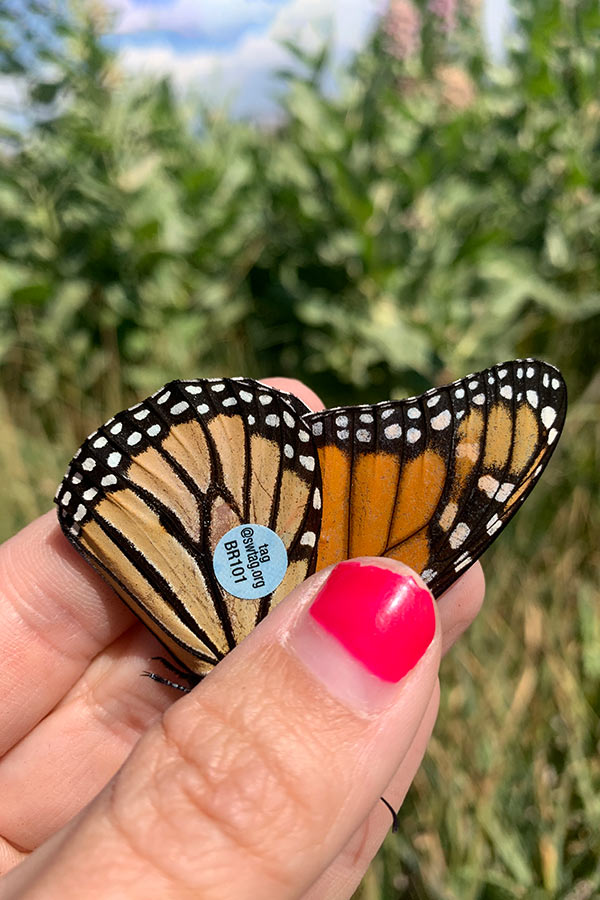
[0,0,599,897]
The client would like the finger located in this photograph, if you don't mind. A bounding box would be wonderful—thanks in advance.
[295,570,486,898]
[437,562,485,655]
[0,626,176,850]
[261,377,325,412]
[302,682,441,900]
[0,511,135,755]
[4,559,441,898]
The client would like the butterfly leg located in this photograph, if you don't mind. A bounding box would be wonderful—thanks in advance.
[142,656,201,693]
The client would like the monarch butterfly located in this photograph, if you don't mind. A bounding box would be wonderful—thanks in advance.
[55,359,566,683]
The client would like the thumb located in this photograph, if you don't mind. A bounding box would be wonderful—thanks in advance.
[4,558,440,900]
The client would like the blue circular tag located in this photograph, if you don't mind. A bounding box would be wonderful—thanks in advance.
[213,524,288,599]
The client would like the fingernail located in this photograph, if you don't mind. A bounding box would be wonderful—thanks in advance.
[291,560,436,711]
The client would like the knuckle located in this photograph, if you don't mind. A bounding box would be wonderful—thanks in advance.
[152,694,331,881]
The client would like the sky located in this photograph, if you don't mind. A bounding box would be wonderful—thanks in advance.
[0,0,510,126]
[102,0,512,119]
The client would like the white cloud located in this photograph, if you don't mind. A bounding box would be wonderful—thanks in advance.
[113,0,381,118]
[0,74,26,108]
[483,0,513,61]
[111,0,281,42]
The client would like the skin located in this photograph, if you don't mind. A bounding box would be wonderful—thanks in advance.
[0,378,485,899]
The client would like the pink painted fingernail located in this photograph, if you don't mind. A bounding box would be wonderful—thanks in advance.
[290,560,437,712]
[310,560,436,682]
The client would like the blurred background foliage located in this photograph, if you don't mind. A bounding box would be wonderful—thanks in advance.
[1,0,599,897]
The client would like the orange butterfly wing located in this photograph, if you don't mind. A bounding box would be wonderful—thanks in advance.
[55,378,321,677]
[305,359,566,597]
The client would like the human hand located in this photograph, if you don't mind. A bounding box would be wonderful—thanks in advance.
[0,379,484,899]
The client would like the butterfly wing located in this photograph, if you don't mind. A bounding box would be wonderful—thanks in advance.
[55,378,321,677]
[305,359,566,598]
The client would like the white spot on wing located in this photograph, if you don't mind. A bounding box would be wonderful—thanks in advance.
[478,475,499,498]
[431,409,451,430]
[486,513,502,536]
[73,504,87,522]
[541,406,556,428]
[495,482,515,502]
[449,522,470,549]
[526,390,538,408]
[384,423,402,439]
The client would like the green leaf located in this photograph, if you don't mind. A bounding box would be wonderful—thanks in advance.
[11,283,52,306]
[30,81,64,104]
